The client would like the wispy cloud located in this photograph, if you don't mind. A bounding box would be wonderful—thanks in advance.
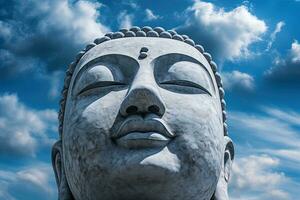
[230,109,300,148]
[0,164,56,200]
[266,21,285,51]
[118,10,134,29]
[177,0,267,61]
[229,106,300,199]
[145,8,160,21]
[122,0,139,9]
[263,107,300,126]
[46,71,64,99]
[222,70,255,91]
[229,107,300,184]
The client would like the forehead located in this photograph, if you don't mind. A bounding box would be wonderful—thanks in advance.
[74,37,215,79]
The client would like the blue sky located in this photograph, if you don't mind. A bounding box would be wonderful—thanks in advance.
[0,0,299,199]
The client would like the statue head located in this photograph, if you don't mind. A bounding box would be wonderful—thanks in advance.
[52,26,234,200]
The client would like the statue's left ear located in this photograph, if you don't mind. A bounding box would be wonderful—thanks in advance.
[52,140,75,200]
[211,136,234,200]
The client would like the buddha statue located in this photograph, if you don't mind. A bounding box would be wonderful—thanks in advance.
[52,26,234,200]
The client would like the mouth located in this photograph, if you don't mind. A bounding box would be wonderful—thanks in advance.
[111,115,175,149]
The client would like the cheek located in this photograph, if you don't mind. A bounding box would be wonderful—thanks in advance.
[62,90,127,197]
[162,92,222,136]
[162,92,224,177]
[68,90,126,131]
[63,90,126,164]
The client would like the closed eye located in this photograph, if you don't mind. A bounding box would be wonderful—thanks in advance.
[78,81,127,95]
[160,80,212,96]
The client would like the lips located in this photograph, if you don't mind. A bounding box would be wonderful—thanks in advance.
[111,115,175,149]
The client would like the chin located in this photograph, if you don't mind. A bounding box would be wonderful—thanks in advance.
[82,173,216,200]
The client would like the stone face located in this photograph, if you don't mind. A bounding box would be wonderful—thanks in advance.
[53,30,234,200]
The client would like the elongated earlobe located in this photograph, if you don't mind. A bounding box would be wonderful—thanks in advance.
[52,140,75,200]
[211,136,234,200]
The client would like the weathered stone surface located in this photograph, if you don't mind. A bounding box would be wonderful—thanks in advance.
[52,27,234,200]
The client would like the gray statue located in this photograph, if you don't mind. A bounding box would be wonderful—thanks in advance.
[52,26,234,200]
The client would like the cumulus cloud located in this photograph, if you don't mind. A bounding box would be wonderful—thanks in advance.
[0,93,57,156]
[145,8,160,21]
[265,40,300,83]
[222,70,255,91]
[230,154,290,200]
[0,0,109,76]
[0,164,55,200]
[176,0,267,61]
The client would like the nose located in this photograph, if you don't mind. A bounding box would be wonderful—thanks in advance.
[120,71,165,117]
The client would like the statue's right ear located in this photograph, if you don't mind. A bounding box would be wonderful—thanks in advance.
[211,136,234,200]
[52,140,75,200]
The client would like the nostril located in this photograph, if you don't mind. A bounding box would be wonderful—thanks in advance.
[148,105,160,114]
[126,106,138,114]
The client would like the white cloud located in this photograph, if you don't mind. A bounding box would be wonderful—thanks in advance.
[0,0,110,116]
[222,70,255,91]
[23,0,108,46]
[265,40,300,82]
[263,106,300,126]
[263,149,300,166]
[177,0,267,61]
[118,11,133,29]
[122,0,139,9]
[229,110,300,148]
[231,155,286,190]
[228,107,300,199]
[266,21,285,51]
[0,0,110,74]
[17,167,52,192]
[231,108,300,178]
[0,93,57,156]
[290,40,300,62]
[0,164,55,200]
[230,154,290,200]
[145,8,160,21]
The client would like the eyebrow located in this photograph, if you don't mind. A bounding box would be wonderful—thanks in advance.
[153,53,217,93]
[71,52,217,96]
[154,53,213,75]
[72,54,138,88]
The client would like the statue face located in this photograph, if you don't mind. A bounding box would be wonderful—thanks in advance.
[62,38,224,200]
